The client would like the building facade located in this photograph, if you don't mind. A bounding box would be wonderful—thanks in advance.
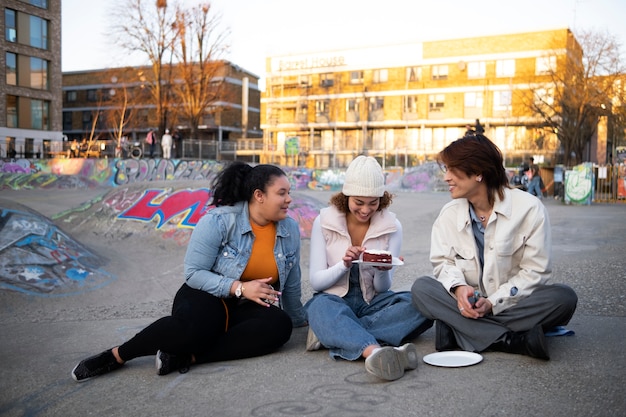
[62,61,262,159]
[1,0,62,158]
[261,28,579,168]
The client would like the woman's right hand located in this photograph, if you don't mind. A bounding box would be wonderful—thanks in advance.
[239,277,281,307]
[343,246,364,268]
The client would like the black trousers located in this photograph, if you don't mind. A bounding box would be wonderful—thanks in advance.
[118,284,293,363]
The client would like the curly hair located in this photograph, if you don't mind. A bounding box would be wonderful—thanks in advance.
[329,191,393,213]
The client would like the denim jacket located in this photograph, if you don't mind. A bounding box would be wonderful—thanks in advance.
[184,201,306,326]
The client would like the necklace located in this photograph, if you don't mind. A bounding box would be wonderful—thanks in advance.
[479,215,486,222]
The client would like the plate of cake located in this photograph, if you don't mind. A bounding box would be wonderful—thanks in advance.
[354,249,404,266]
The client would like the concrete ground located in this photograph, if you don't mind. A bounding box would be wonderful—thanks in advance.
[0,185,625,417]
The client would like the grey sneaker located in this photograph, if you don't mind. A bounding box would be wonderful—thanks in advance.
[364,343,418,381]
[71,349,123,382]
[306,328,322,351]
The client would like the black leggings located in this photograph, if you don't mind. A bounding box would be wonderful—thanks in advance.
[117,284,293,364]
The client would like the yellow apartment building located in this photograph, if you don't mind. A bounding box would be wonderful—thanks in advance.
[261,28,580,168]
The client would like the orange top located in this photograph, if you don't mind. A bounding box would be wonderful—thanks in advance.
[241,221,278,285]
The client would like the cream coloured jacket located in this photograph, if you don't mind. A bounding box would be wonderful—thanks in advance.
[309,205,401,303]
[430,187,551,315]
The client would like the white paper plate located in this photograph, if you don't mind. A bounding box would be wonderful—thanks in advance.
[422,351,483,367]
[353,257,404,267]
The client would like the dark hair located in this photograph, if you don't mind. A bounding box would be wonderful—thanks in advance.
[210,161,287,206]
[329,191,393,213]
[438,133,509,206]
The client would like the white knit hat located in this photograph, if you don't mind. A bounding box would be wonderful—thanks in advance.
[342,156,385,197]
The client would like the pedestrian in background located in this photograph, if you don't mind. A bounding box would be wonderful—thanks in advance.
[145,129,156,158]
[411,133,577,361]
[526,164,544,199]
[161,129,173,159]
[172,130,182,158]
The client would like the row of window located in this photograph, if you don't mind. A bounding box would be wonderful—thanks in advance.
[279,56,557,88]
[6,52,49,89]
[5,8,49,49]
[289,91,515,118]
[6,95,50,130]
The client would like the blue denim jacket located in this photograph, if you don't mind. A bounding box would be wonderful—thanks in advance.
[184,201,306,326]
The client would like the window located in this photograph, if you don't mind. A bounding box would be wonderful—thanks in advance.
[320,73,334,87]
[30,57,48,90]
[350,71,363,84]
[87,89,98,102]
[464,92,483,108]
[30,15,48,49]
[298,74,311,87]
[496,59,515,77]
[315,100,330,116]
[536,56,557,75]
[28,0,48,8]
[82,111,92,130]
[66,90,77,102]
[31,99,49,129]
[6,53,17,85]
[369,97,384,112]
[404,96,418,114]
[7,95,18,128]
[63,111,73,131]
[406,66,421,82]
[467,61,486,79]
[6,9,16,42]
[346,99,360,122]
[432,65,448,80]
[296,102,308,123]
[494,91,512,111]
[373,69,388,83]
[534,88,554,107]
[429,94,445,111]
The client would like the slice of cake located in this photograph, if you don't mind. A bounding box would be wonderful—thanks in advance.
[362,249,392,264]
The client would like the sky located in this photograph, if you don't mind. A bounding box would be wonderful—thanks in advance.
[62,0,626,85]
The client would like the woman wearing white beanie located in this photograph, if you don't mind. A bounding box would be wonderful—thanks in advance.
[305,155,432,381]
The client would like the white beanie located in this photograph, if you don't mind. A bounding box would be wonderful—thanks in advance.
[342,156,385,197]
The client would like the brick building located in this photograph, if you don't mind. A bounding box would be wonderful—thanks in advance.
[1,0,63,158]
[261,28,580,168]
[62,61,262,159]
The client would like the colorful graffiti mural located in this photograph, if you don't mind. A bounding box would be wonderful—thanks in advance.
[1,158,448,193]
[0,200,114,295]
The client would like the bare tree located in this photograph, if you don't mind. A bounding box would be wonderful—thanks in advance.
[111,0,181,135]
[525,29,625,166]
[171,3,230,139]
[103,68,142,156]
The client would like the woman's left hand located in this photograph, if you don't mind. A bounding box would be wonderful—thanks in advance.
[242,277,281,307]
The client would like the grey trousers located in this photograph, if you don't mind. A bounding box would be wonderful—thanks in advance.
[411,276,578,352]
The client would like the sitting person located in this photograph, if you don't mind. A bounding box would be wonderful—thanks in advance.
[306,156,432,381]
[411,134,577,360]
[71,161,306,382]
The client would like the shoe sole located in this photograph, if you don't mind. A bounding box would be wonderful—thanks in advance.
[396,343,419,370]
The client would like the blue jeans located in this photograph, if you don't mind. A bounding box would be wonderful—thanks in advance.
[306,270,432,360]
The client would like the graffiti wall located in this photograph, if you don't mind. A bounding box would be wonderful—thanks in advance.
[0,200,114,296]
[0,158,447,192]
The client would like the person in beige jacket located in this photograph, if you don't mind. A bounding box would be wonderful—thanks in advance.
[411,134,577,360]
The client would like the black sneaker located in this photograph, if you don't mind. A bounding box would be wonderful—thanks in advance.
[71,350,123,382]
[156,350,192,376]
